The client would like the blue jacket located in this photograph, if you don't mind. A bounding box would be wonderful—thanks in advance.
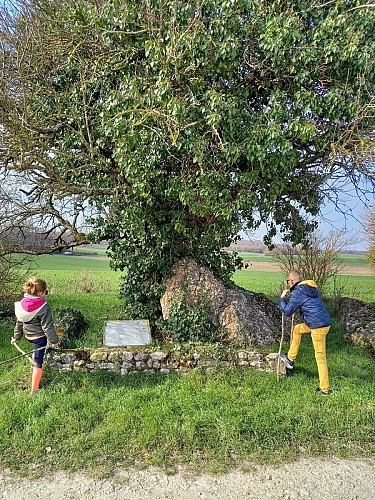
[279,280,331,329]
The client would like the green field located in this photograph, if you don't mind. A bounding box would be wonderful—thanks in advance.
[233,270,375,304]
[27,253,121,294]
[234,251,371,267]
[0,250,374,476]
[32,253,112,271]
[8,250,375,348]
[23,251,374,298]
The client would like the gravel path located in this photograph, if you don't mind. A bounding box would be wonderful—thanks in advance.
[1,457,374,499]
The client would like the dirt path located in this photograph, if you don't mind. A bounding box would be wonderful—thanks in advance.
[1,457,374,499]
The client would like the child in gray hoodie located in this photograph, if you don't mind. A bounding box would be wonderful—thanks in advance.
[12,278,59,394]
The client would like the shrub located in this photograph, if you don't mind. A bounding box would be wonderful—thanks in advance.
[271,230,355,294]
[0,300,13,319]
[156,305,217,344]
[54,308,88,347]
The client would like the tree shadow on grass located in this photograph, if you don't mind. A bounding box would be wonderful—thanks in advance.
[43,366,177,393]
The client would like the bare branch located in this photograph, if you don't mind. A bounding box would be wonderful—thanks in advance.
[271,230,357,293]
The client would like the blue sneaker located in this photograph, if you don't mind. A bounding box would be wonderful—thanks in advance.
[279,352,294,369]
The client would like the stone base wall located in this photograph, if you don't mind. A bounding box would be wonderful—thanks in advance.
[45,346,286,376]
[339,298,375,357]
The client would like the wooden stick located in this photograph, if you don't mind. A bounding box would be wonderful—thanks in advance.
[277,313,285,382]
[291,313,295,341]
[12,342,37,367]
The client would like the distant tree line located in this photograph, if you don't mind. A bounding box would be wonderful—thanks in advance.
[0,227,74,254]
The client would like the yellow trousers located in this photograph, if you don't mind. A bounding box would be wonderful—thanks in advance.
[288,323,330,393]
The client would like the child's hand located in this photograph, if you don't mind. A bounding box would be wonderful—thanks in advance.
[280,289,289,298]
[10,338,17,345]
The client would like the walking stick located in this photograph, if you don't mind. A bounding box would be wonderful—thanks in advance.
[11,342,49,367]
[0,348,36,367]
[1,345,50,366]
[291,313,295,342]
[277,312,285,382]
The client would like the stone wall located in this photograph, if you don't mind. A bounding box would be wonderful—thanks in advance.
[45,346,286,376]
[340,298,375,356]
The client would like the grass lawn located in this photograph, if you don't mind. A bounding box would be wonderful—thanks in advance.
[0,251,373,476]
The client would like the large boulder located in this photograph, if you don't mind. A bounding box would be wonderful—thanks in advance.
[339,298,375,356]
[160,258,290,346]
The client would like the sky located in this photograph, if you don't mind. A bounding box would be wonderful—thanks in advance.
[247,194,373,252]
[317,197,372,251]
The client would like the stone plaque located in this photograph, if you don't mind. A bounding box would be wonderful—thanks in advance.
[104,320,151,346]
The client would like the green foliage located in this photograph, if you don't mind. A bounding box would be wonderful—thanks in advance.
[54,308,88,347]
[156,305,217,344]
[1,1,374,320]
[0,300,12,319]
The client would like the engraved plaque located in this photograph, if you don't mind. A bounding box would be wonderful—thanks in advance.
[104,320,151,346]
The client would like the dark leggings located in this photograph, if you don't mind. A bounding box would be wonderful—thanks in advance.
[28,337,48,368]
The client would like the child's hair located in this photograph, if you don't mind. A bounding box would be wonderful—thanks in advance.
[289,269,304,281]
[23,277,48,296]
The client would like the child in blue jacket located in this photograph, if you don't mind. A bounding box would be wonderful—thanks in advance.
[279,270,331,395]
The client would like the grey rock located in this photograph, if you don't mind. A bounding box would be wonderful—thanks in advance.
[161,258,289,346]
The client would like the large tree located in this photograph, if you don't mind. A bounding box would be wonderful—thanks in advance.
[0,0,374,318]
